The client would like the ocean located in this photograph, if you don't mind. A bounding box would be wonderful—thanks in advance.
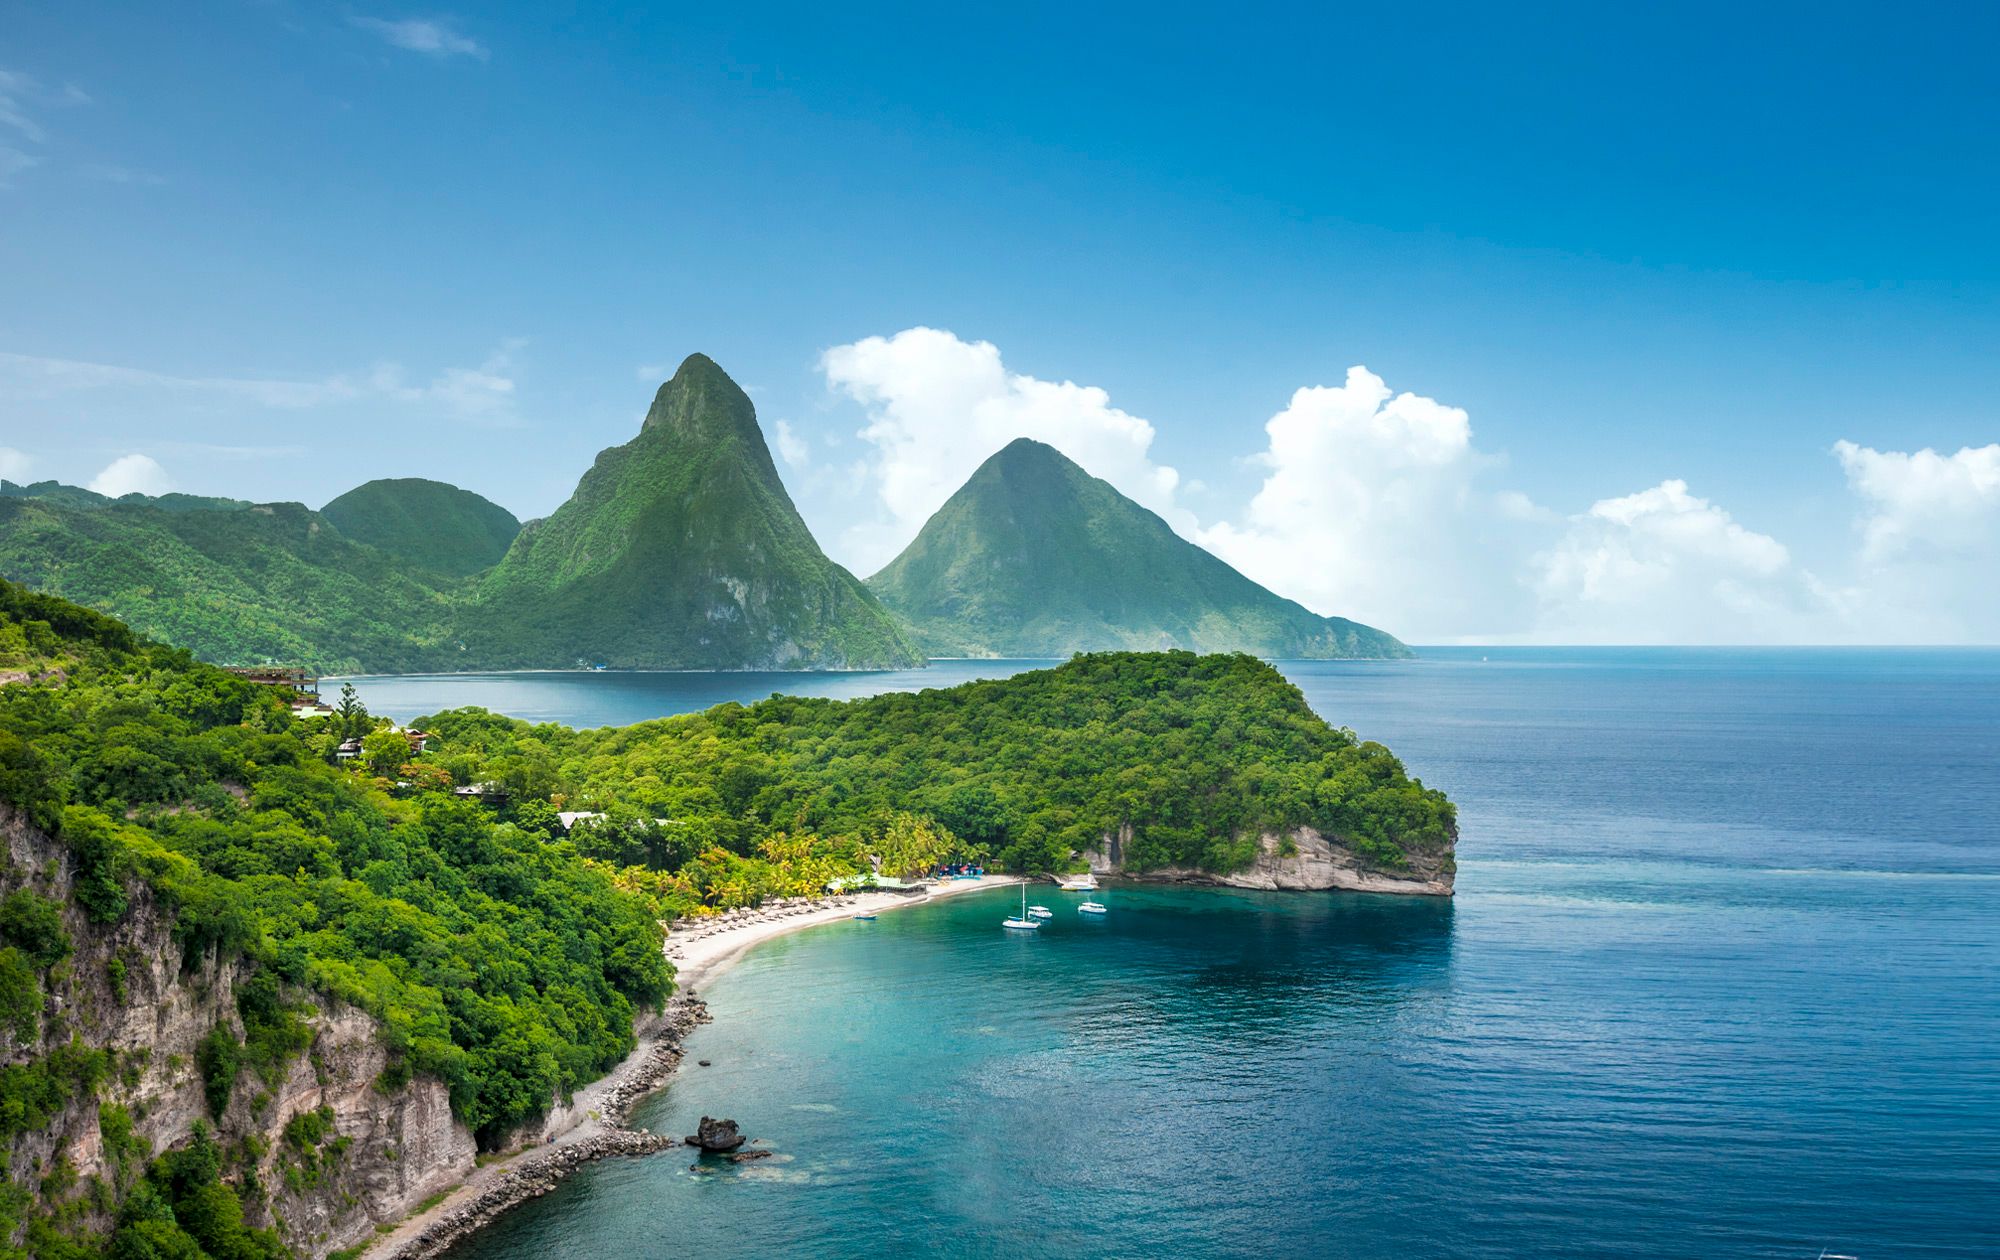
[345,648,2000,1258]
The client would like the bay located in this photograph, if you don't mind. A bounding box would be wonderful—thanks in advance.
[343,648,2000,1258]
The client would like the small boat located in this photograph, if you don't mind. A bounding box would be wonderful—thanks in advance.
[1077,900,1108,916]
[1056,875,1098,892]
[851,913,877,921]
[1002,884,1040,931]
[1027,905,1053,920]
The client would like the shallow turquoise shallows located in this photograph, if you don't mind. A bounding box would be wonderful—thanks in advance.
[390,649,1999,1259]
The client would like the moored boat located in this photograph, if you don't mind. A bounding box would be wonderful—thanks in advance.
[1002,884,1040,931]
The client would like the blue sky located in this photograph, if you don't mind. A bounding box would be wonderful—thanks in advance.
[3,2,1997,642]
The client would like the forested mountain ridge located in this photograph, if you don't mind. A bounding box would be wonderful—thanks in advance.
[0,362,1411,673]
[461,353,921,669]
[319,477,521,578]
[868,438,1409,659]
[0,495,462,673]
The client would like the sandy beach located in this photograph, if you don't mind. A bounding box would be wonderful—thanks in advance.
[373,874,1021,1258]
[666,873,1024,990]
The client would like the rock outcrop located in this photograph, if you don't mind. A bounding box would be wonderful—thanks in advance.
[685,1116,746,1152]
[0,804,478,1257]
[1082,824,1454,896]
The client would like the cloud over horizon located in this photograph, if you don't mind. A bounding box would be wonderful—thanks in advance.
[87,452,170,499]
[815,328,1999,644]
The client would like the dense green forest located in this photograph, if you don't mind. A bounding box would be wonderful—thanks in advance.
[869,438,1410,660]
[0,496,463,674]
[319,479,521,579]
[0,581,668,1257]
[413,650,1456,909]
[0,580,1450,1256]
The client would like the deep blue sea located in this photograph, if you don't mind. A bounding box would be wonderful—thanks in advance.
[345,649,2000,1259]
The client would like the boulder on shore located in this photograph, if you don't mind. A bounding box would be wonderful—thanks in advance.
[685,1116,746,1152]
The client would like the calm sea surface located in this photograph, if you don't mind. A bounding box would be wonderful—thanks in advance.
[346,649,2000,1259]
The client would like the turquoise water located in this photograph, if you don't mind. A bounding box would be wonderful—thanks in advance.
[401,649,1998,1258]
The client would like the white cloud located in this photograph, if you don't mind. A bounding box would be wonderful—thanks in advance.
[1529,479,1832,643]
[0,70,50,145]
[0,447,29,481]
[0,343,523,422]
[1831,441,2000,641]
[1198,366,1540,640]
[350,16,488,60]
[1835,440,2000,563]
[0,350,360,409]
[772,419,809,469]
[370,340,521,421]
[816,334,2000,643]
[821,327,1188,573]
[0,69,88,186]
[88,453,171,499]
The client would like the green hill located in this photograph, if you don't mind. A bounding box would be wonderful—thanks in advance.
[0,479,249,513]
[867,438,1410,659]
[0,496,460,672]
[321,476,521,577]
[463,354,922,669]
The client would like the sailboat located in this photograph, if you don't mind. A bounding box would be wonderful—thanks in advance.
[1002,883,1040,931]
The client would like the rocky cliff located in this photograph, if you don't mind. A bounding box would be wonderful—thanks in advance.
[1083,824,1455,896]
[0,804,477,1257]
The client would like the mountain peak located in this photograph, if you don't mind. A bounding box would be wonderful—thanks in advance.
[869,443,1410,660]
[642,353,758,440]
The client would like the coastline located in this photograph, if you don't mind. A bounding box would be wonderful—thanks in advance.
[369,874,1022,1259]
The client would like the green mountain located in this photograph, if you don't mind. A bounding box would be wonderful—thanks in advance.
[0,495,460,672]
[464,353,922,669]
[321,476,521,577]
[867,438,1410,659]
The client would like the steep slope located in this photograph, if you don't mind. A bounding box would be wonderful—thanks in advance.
[867,438,1410,659]
[465,353,921,669]
[0,496,461,672]
[321,476,521,577]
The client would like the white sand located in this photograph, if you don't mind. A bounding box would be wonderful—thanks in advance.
[668,873,1023,990]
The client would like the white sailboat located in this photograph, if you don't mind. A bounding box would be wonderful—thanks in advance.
[1002,883,1040,931]
[1027,904,1053,919]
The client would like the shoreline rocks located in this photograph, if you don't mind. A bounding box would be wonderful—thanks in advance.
[379,993,710,1260]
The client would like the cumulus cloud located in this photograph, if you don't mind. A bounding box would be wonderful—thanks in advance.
[816,333,2000,643]
[0,447,29,480]
[1835,440,2000,563]
[1197,366,1540,640]
[822,327,1187,572]
[1832,440,2000,641]
[349,16,488,60]
[1529,479,1833,643]
[88,453,171,499]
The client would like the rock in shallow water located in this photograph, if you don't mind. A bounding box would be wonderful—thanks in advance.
[685,1116,746,1151]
